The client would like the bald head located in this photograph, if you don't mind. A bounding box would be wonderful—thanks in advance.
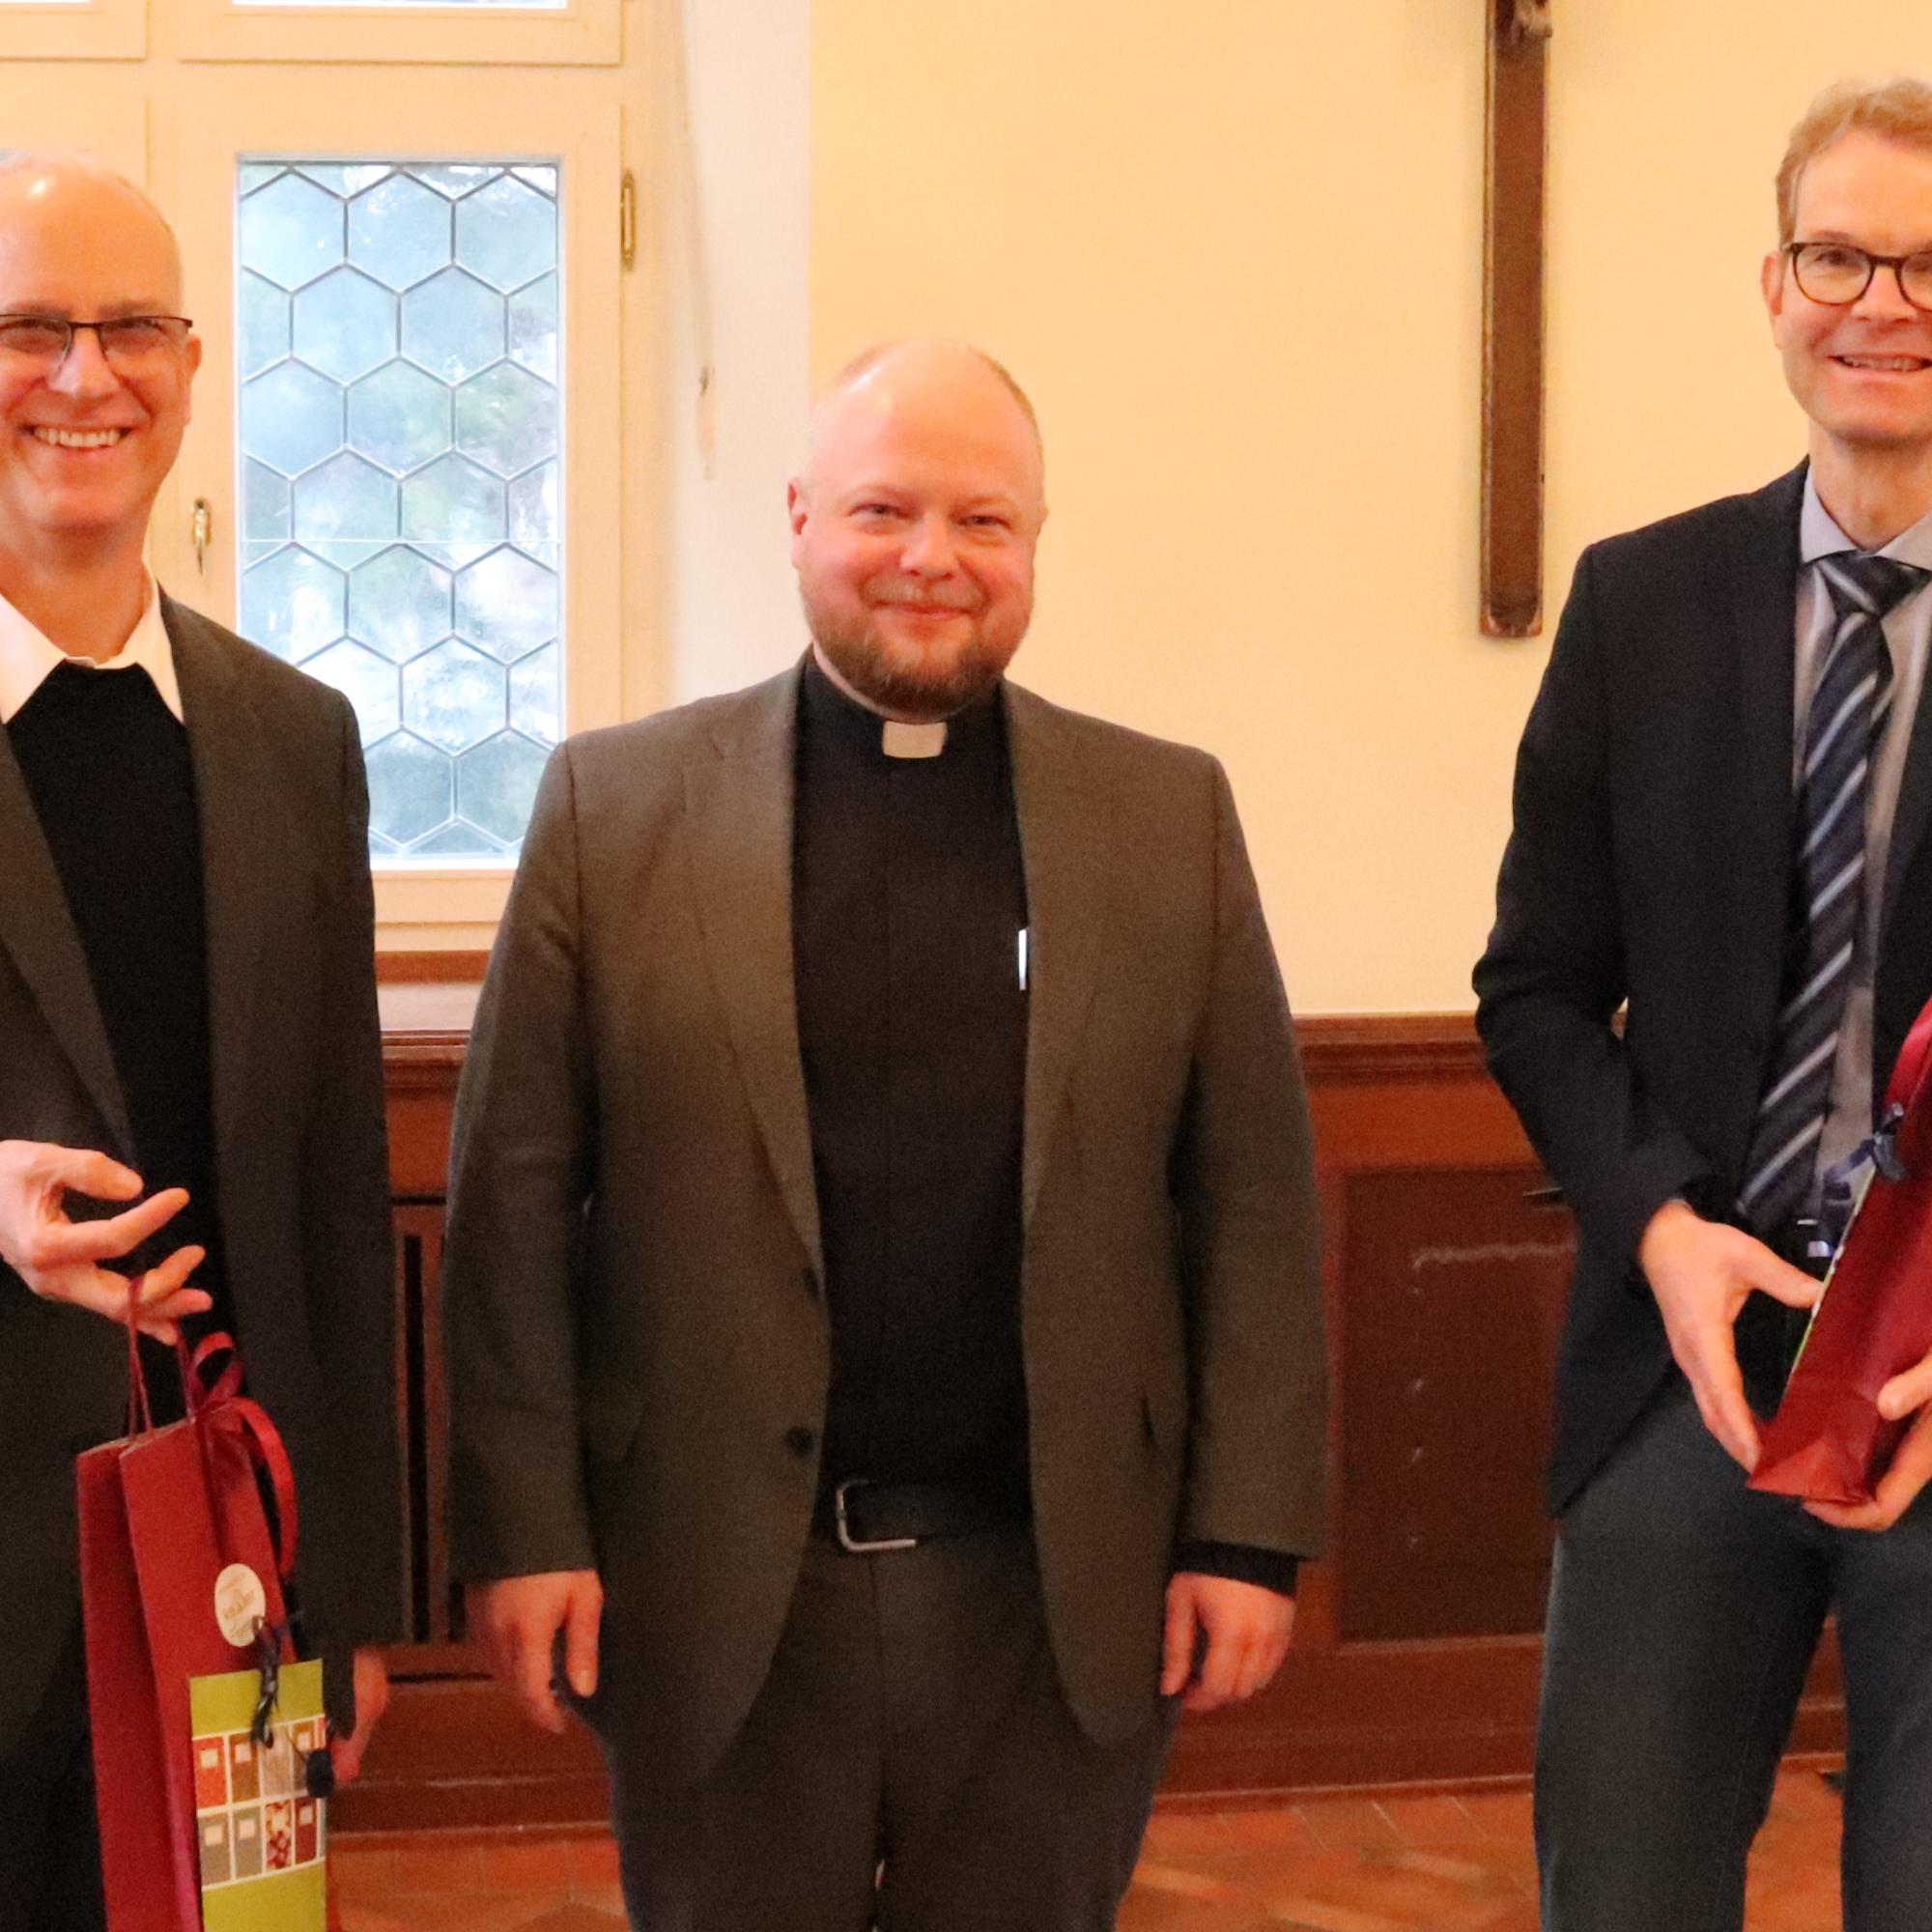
[0,155,185,311]
[800,339,1045,515]
[788,340,1047,722]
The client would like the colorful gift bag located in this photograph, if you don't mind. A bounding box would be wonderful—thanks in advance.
[76,1324,314,1929]
[190,1661,327,1930]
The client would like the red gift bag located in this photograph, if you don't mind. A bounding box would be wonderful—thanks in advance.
[1751,994,1932,1507]
[76,1313,302,1931]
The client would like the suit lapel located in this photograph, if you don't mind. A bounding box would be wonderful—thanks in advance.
[1882,607,1932,957]
[1720,468,1806,1130]
[683,668,823,1277]
[167,599,279,1197]
[1007,686,1113,1229]
[0,724,132,1151]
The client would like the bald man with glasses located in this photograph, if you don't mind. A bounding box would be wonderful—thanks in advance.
[1477,78,1932,1931]
[0,157,399,1929]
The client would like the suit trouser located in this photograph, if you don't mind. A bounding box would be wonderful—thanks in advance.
[592,1521,1175,1932]
[1536,1366,1932,1932]
[0,1619,106,1932]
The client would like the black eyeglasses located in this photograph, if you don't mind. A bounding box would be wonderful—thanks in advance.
[0,314,194,368]
[1784,242,1932,313]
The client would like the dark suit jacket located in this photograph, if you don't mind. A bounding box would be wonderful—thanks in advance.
[1475,465,1932,1513]
[443,663,1326,1786]
[0,597,401,1753]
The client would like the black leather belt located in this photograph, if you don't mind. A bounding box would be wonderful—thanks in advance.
[814,1475,1032,1553]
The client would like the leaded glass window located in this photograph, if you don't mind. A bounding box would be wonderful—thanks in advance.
[237,158,560,861]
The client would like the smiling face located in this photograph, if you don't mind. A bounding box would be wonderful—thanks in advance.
[0,163,200,582]
[1764,130,1932,462]
[788,343,1046,722]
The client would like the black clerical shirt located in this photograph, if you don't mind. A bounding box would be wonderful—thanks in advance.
[7,661,234,1378]
[789,656,1297,1596]
[793,656,1031,1497]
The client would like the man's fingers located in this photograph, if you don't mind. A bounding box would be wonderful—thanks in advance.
[1879,1350,1932,1423]
[1184,1627,1248,1712]
[34,1187,191,1269]
[562,1579,602,1698]
[27,1145,145,1202]
[1159,1586,1198,1697]
[1739,1246,1824,1312]
[512,1623,565,1733]
[1686,1366,1760,1471]
[1813,1407,1932,1532]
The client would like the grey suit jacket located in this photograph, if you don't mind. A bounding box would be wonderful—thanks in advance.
[0,597,400,1754]
[443,663,1325,1785]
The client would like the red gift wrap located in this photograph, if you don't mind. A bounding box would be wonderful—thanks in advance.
[1751,994,1932,1507]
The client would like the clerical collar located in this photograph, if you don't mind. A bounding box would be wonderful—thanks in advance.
[799,650,1002,761]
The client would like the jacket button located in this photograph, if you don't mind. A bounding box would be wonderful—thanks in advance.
[801,1267,820,1299]
[784,1426,817,1458]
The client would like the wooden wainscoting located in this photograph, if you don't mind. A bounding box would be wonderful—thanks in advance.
[339,1009,1844,1828]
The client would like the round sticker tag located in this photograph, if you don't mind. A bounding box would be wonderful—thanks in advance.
[213,1563,268,1649]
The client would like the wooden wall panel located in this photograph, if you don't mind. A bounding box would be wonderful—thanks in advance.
[342,1008,1844,1827]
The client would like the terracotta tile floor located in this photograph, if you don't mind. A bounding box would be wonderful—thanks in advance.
[330,1766,1845,1931]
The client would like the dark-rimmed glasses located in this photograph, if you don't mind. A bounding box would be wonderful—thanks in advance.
[0,314,194,369]
[1785,242,1932,312]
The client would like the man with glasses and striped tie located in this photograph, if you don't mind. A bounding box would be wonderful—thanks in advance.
[1476,77,1932,1932]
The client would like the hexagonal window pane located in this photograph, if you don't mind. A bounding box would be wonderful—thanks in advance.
[402,455,505,549]
[349,546,453,664]
[507,273,556,383]
[455,363,556,477]
[242,461,291,542]
[403,639,507,753]
[459,732,550,845]
[455,548,556,662]
[297,164,391,197]
[292,452,398,552]
[239,272,290,380]
[415,165,499,200]
[240,173,344,292]
[239,155,566,866]
[456,176,557,293]
[402,268,504,384]
[507,461,557,552]
[347,360,450,475]
[241,548,345,665]
[305,641,401,744]
[348,174,452,293]
[242,361,344,478]
[510,641,559,746]
[365,732,453,847]
[293,269,397,384]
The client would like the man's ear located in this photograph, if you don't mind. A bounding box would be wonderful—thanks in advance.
[1761,249,1788,331]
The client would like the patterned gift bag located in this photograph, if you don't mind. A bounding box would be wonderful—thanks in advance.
[190,1660,328,1930]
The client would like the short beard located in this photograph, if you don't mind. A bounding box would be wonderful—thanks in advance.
[806,607,1021,723]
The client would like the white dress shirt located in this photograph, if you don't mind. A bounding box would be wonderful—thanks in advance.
[1794,477,1932,1200]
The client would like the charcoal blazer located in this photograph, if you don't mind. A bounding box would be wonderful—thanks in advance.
[1475,465,1932,1512]
[443,661,1326,1787]
[0,598,401,1754]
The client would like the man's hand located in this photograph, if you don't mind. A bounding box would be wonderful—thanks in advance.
[1638,1198,1822,1472]
[328,1649,392,1786]
[467,1570,603,1734]
[1159,1573,1294,1713]
[1806,1346,1932,1532]
[0,1140,210,1343]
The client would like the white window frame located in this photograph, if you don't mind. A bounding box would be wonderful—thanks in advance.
[156,71,626,932]
[0,0,145,62]
[173,0,616,70]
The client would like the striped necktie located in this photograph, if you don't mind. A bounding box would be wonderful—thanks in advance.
[1740,551,1929,1236]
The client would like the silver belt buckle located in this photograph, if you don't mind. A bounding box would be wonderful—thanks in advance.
[834,1478,918,1553]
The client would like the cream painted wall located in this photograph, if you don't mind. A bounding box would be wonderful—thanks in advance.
[809,2,1932,1014]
